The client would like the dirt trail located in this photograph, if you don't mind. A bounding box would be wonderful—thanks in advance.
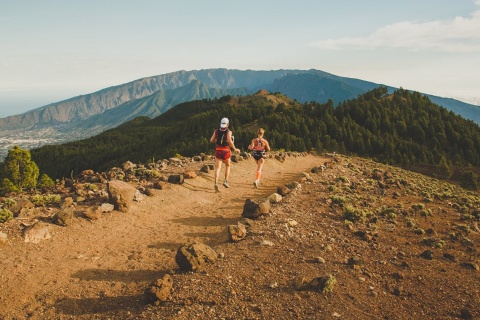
[0,154,327,319]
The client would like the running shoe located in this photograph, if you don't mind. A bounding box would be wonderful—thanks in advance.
[254,181,259,189]
[214,184,220,193]
[223,180,230,188]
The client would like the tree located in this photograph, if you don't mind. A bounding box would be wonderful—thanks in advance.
[437,156,453,180]
[0,146,40,192]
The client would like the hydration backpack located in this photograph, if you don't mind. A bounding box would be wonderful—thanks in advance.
[216,129,229,146]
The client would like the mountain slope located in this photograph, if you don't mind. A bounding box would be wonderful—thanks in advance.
[1,69,479,140]
[29,88,480,181]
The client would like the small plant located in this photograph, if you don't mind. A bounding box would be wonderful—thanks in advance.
[412,203,425,211]
[83,183,98,192]
[2,198,16,208]
[330,195,347,206]
[413,228,425,235]
[0,208,13,223]
[343,206,371,222]
[423,237,445,248]
[30,194,61,207]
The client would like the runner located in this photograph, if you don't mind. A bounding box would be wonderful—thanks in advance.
[247,127,271,189]
[209,117,240,192]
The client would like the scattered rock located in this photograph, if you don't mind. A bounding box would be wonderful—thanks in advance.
[82,206,102,220]
[298,274,337,293]
[175,242,218,271]
[23,222,52,243]
[420,250,434,260]
[107,180,136,212]
[242,198,270,219]
[0,231,7,244]
[460,262,479,271]
[168,174,184,184]
[101,203,115,213]
[268,193,283,203]
[54,208,74,226]
[228,223,247,242]
[147,274,173,302]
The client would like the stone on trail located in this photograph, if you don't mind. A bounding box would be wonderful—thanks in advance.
[228,223,247,242]
[54,207,74,226]
[175,242,218,271]
[107,180,136,213]
[24,222,52,243]
[242,198,271,219]
[147,274,173,302]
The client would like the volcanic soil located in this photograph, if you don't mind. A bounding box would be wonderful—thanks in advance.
[0,153,479,319]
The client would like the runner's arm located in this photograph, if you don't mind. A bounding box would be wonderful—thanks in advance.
[209,130,217,143]
[227,131,240,152]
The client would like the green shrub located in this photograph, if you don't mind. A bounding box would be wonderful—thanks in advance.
[30,194,61,207]
[0,208,13,223]
[0,178,20,195]
[330,195,347,206]
[38,174,55,190]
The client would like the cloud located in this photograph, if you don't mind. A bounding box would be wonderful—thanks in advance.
[309,6,480,53]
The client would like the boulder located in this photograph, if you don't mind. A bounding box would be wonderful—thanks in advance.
[242,198,271,219]
[175,242,217,271]
[82,206,102,220]
[107,180,136,213]
[147,274,173,302]
[228,223,247,242]
[268,193,283,203]
[24,222,52,243]
[168,174,184,184]
[55,207,74,226]
[9,199,34,218]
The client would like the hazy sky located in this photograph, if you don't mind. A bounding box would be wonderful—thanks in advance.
[1,0,479,117]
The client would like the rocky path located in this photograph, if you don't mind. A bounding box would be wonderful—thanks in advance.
[0,154,327,319]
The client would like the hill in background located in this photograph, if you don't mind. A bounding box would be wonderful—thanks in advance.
[29,87,480,190]
[1,69,479,160]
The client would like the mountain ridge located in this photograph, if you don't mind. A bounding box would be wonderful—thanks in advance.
[0,69,479,160]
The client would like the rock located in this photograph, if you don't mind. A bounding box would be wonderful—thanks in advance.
[101,203,115,213]
[183,170,197,179]
[175,242,217,271]
[82,206,103,220]
[153,181,169,190]
[168,174,184,184]
[134,189,144,202]
[147,274,173,302]
[277,185,291,196]
[0,231,7,244]
[24,222,52,243]
[242,198,271,219]
[9,199,34,218]
[268,193,283,203]
[420,250,434,260]
[286,219,298,227]
[228,223,247,242]
[298,275,337,293]
[59,197,74,209]
[107,180,136,213]
[347,256,363,266]
[260,240,274,246]
[55,207,74,226]
[231,155,243,162]
[460,262,479,271]
[200,165,210,173]
[122,161,137,172]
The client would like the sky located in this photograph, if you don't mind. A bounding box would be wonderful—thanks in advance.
[1,0,479,118]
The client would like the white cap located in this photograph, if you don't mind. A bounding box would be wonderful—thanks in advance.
[220,117,229,128]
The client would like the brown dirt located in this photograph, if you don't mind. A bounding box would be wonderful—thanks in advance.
[1,153,479,319]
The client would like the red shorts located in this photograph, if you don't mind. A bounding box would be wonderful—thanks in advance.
[215,149,231,160]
